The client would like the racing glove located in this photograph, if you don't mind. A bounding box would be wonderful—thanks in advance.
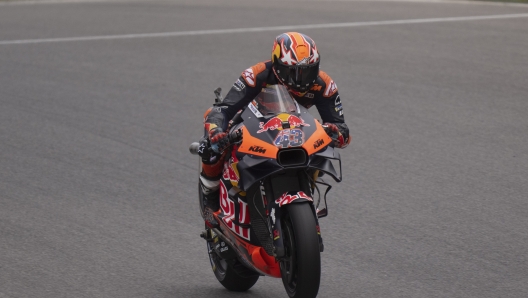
[208,127,229,154]
[322,122,349,148]
[197,137,216,164]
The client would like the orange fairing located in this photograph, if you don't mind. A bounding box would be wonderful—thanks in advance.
[251,245,281,277]
[237,235,280,277]
[302,120,333,155]
[237,126,279,158]
[217,210,281,277]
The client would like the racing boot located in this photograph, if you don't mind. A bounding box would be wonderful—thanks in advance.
[199,174,220,228]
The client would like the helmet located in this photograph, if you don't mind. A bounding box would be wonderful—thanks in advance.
[271,32,320,94]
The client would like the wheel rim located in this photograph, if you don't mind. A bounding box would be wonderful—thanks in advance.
[207,241,228,276]
[280,215,298,293]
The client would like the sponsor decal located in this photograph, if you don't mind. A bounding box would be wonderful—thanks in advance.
[335,95,342,105]
[324,80,337,97]
[242,68,256,87]
[257,114,310,133]
[249,101,264,118]
[297,57,310,65]
[233,79,246,92]
[324,80,338,97]
[313,138,324,149]
[222,159,240,184]
[274,128,304,148]
[275,191,312,207]
[273,229,280,241]
[287,115,309,128]
[257,117,282,133]
[310,84,322,92]
[304,93,314,99]
[260,184,268,211]
[270,208,276,224]
[197,142,206,154]
[220,181,250,240]
[249,145,267,154]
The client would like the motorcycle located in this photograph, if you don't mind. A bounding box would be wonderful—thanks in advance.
[189,84,342,298]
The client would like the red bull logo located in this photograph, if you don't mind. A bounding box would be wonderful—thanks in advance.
[257,114,309,133]
[287,115,310,128]
[257,117,283,133]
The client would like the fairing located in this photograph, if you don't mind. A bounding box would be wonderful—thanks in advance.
[208,85,342,278]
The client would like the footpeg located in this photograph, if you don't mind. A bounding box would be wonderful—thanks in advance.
[199,229,217,242]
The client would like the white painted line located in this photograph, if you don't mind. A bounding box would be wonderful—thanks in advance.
[0,0,134,5]
[1,13,528,46]
[2,0,528,7]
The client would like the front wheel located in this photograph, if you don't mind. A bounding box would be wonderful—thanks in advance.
[280,203,321,298]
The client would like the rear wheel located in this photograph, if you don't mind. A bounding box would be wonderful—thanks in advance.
[200,183,259,291]
[280,203,321,298]
[206,233,259,291]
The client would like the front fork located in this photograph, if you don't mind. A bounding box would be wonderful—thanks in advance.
[267,191,324,259]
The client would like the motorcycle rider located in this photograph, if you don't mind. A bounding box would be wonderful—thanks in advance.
[198,32,351,227]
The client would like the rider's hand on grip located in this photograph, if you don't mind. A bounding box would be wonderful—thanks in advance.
[209,127,229,154]
[229,128,243,143]
[322,123,339,141]
[197,137,215,164]
[323,122,350,148]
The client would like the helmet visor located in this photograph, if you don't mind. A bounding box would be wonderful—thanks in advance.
[276,62,319,90]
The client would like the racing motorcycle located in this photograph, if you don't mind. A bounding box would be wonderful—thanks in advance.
[189,85,342,298]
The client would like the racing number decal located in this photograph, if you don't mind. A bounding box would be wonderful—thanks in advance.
[274,128,304,148]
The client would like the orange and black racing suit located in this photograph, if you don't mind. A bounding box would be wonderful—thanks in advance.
[202,60,350,179]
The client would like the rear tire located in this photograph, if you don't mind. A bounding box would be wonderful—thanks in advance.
[206,235,259,291]
[280,203,321,298]
[200,183,258,291]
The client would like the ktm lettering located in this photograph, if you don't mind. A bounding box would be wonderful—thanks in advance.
[249,146,266,154]
[310,84,322,91]
[313,139,324,149]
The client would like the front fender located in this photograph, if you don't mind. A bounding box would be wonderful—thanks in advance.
[267,191,314,258]
[273,190,313,207]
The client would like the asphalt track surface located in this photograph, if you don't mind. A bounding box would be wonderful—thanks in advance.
[1,0,527,297]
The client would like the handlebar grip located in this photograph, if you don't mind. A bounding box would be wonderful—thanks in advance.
[228,129,242,143]
[189,142,200,155]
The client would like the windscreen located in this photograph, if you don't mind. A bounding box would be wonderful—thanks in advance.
[253,85,299,116]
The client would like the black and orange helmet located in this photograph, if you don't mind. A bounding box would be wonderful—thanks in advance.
[271,32,320,93]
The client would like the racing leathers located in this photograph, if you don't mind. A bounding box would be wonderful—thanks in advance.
[199,61,350,217]
[206,60,349,146]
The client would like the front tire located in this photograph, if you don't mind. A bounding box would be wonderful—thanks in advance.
[280,203,321,298]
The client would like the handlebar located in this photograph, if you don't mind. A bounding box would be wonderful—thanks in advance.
[189,142,201,155]
[189,128,242,156]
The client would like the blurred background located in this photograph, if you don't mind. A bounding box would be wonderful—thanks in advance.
[1,0,527,297]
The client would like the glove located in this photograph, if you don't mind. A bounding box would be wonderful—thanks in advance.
[323,122,350,148]
[322,123,339,142]
[197,137,215,164]
[208,127,229,154]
